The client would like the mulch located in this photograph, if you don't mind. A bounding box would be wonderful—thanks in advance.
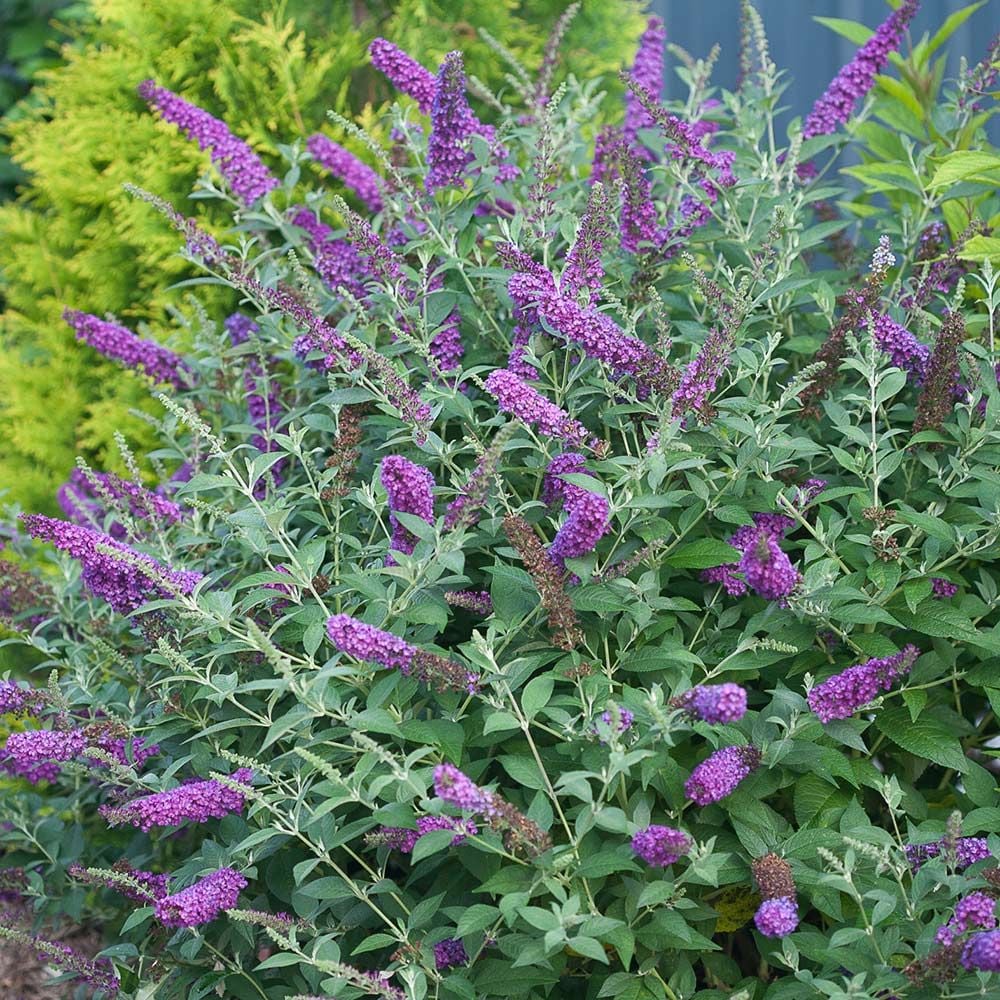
[0,926,105,999]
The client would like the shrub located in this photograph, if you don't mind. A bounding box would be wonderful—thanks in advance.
[2,2,1000,998]
[0,0,645,513]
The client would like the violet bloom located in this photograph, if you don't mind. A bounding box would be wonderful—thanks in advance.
[0,680,46,716]
[535,291,671,396]
[624,16,666,152]
[21,514,202,615]
[542,453,588,508]
[631,825,691,867]
[68,863,170,903]
[754,897,799,938]
[673,327,733,421]
[433,938,468,970]
[326,615,415,672]
[290,208,371,299]
[64,309,190,389]
[433,763,497,816]
[369,38,437,113]
[58,468,186,533]
[426,51,478,192]
[0,750,61,784]
[936,891,996,947]
[807,645,920,723]
[100,769,253,831]
[561,183,613,301]
[380,455,435,563]
[549,485,610,570]
[684,744,761,805]
[932,577,958,599]
[138,80,277,205]
[963,930,1000,971]
[376,815,477,853]
[870,313,929,382]
[307,133,384,213]
[739,531,798,602]
[673,683,748,724]
[599,708,635,734]
[3,729,86,765]
[154,867,248,928]
[906,836,990,871]
[802,0,920,139]
[484,369,596,451]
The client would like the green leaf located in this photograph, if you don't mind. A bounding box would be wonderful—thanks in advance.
[411,828,458,864]
[892,600,978,641]
[521,675,554,720]
[925,2,988,57]
[813,16,873,45]
[666,538,740,569]
[929,151,1000,189]
[959,235,1000,264]
[498,755,547,790]
[574,849,641,878]
[875,706,969,772]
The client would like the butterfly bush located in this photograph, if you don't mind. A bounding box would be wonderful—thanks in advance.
[4,4,1000,999]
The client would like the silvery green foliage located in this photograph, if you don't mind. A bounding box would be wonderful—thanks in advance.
[2,5,1000,998]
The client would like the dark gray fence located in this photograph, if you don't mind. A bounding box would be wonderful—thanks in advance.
[650,0,998,130]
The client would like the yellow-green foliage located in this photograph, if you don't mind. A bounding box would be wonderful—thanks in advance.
[0,0,644,512]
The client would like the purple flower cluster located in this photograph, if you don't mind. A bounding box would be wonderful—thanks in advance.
[802,0,920,139]
[0,680,46,716]
[936,891,996,947]
[548,465,610,571]
[433,938,468,970]
[870,312,929,382]
[369,38,437,114]
[535,290,671,396]
[69,863,170,903]
[154,867,247,928]
[624,17,666,153]
[58,468,186,535]
[433,763,497,816]
[598,707,635,734]
[684,744,761,805]
[701,512,797,602]
[754,897,800,938]
[326,615,415,671]
[963,930,1000,971]
[541,452,587,508]
[498,243,557,377]
[376,815,478,853]
[561,182,613,301]
[631,825,691,867]
[932,577,959,599]
[290,208,371,300]
[426,52,478,192]
[484,369,596,451]
[64,309,190,389]
[307,133,384,213]
[21,514,202,615]
[807,645,920,723]
[380,456,436,562]
[905,836,991,871]
[100,769,253,831]
[673,683,748,724]
[3,728,86,764]
[138,80,277,205]
[673,328,733,421]
[739,530,799,602]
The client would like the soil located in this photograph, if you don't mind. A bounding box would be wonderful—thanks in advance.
[0,926,105,999]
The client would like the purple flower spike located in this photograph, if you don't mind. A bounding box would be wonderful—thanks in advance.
[307,134,384,213]
[905,836,990,871]
[433,763,497,816]
[738,531,798,602]
[674,683,747,724]
[21,514,202,615]
[484,369,597,451]
[100,769,253,831]
[802,0,920,140]
[138,80,277,205]
[154,867,247,928]
[685,744,761,805]
[807,646,920,723]
[380,456,436,563]
[936,891,996,946]
[870,313,929,383]
[624,16,666,152]
[549,485,610,570]
[963,930,1000,971]
[369,38,437,113]
[932,577,958,599]
[754,897,799,938]
[3,729,86,765]
[433,938,468,970]
[673,327,733,422]
[426,51,479,192]
[326,615,416,672]
[631,825,691,867]
[64,309,190,389]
